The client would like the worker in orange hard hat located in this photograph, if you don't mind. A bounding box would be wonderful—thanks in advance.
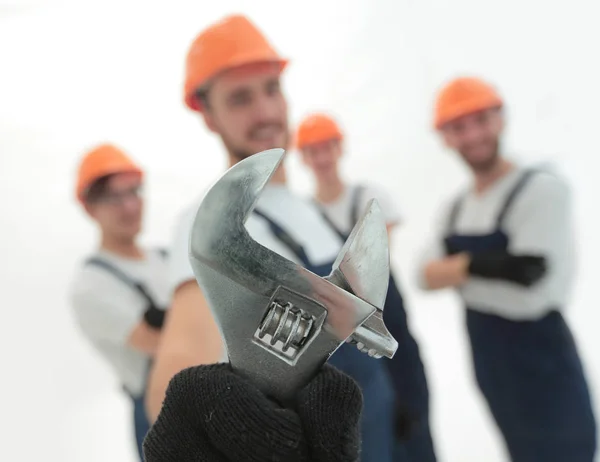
[296,112,438,461]
[143,15,397,462]
[69,144,170,461]
[417,77,597,461]
[295,113,402,235]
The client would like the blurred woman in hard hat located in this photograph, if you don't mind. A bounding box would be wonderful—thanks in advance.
[417,77,596,461]
[296,112,437,462]
[69,144,170,461]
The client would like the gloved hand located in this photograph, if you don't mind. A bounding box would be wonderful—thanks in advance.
[143,304,166,330]
[143,363,363,462]
[468,252,547,287]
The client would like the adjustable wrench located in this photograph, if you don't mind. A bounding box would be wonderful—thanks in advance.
[189,148,397,403]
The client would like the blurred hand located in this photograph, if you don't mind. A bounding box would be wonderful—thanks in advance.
[143,363,363,462]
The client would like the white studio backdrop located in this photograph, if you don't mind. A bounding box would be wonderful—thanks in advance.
[0,0,598,460]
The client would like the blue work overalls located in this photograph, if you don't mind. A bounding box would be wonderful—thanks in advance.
[379,273,436,462]
[254,209,396,462]
[86,255,167,461]
[317,204,437,462]
[444,170,597,461]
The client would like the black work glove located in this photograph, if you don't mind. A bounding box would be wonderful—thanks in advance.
[143,304,166,330]
[143,363,363,462]
[468,252,547,287]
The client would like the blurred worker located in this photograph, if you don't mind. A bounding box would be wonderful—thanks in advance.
[69,144,170,461]
[296,113,437,462]
[418,77,597,461]
[145,15,397,461]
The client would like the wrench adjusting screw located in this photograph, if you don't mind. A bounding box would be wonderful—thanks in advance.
[255,301,315,360]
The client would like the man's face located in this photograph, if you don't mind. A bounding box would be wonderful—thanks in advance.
[85,173,143,241]
[440,108,504,173]
[300,138,343,179]
[202,62,289,161]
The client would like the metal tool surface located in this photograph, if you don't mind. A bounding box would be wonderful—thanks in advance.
[188,148,397,402]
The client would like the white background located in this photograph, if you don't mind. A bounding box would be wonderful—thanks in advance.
[0,1,598,460]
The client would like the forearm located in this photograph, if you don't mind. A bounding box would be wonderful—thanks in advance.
[426,249,547,289]
[422,253,470,290]
[466,251,547,286]
[146,346,201,422]
[147,339,224,422]
[145,281,225,422]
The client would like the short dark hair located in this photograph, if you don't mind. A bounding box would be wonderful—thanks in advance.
[84,174,114,203]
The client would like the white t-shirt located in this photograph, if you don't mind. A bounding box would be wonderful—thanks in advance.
[69,249,170,397]
[169,184,344,295]
[315,183,402,235]
[417,167,576,320]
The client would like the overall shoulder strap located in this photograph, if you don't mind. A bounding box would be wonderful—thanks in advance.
[252,209,310,266]
[495,169,539,227]
[310,199,347,241]
[349,185,366,229]
[85,257,158,309]
[446,192,466,234]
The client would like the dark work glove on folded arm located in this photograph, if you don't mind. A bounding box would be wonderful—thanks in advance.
[143,363,363,462]
[444,239,547,287]
[468,252,547,287]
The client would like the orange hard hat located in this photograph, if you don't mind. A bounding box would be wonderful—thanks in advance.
[184,15,289,112]
[295,113,343,149]
[433,77,503,129]
[75,144,142,202]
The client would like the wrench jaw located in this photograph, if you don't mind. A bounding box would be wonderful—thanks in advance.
[188,149,397,403]
[326,199,398,360]
[188,148,286,278]
[328,199,390,308]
